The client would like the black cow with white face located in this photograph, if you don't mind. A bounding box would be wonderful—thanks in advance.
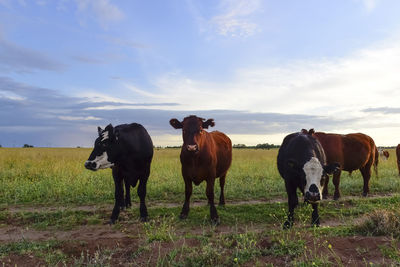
[85,123,153,224]
[277,129,339,228]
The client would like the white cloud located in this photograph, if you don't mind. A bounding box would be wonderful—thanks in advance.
[58,116,102,121]
[210,0,261,37]
[118,36,400,145]
[356,0,380,12]
[188,0,262,38]
[75,0,124,28]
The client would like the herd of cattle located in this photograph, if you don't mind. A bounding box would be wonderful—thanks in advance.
[84,115,400,228]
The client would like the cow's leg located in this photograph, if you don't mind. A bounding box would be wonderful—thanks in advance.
[333,170,342,200]
[180,178,192,219]
[124,179,131,209]
[311,203,320,227]
[283,183,298,229]
[206,179,219,224]
[397,159,400,176]
[322,174,329,199]
[110,168,124,224]
[219,174,226,206]
[137,177,148,222]
[360,166,371,197]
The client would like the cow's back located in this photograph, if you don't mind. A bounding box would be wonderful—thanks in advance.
[313,133,343,167]
[116,123,153,163]
[210,131,232,177]
[314,132,376,171]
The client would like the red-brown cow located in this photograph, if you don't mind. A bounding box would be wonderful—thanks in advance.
[396,144,400,176]
[170,115,232,224]
[378,149,390,161]
[312,130,378,200]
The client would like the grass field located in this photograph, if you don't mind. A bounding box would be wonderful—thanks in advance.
[1,147,400,266]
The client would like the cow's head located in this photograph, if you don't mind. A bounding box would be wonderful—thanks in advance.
[85,124,118,171]
[169,115,215,153]
[302,157,340,203]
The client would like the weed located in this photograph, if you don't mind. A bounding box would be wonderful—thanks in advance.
[143,215,176,243]
[356,209,400,237]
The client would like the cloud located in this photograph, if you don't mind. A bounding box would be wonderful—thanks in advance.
[356,0,380,12]
[75,0,124,29]
[0,76,363,147]
[187,0,262,38]
[0,37,66,73]
[210,0,261,37]
[362,107,400,114]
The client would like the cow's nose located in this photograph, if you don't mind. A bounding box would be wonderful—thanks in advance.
[187,144,198,152]
[84,161,96,170]
[305,184,321,202]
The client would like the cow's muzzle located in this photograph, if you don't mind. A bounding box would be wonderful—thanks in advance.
[305,184,321,203]
[84,161,97,171]
[186,144,198,152]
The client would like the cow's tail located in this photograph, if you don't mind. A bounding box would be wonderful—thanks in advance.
[374,146,379,177]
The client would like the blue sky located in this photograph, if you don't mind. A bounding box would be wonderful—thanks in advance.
[1,0,400,147]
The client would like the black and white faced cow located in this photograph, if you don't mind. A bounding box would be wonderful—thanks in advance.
[85,123,153,224]
[277,129,339,228]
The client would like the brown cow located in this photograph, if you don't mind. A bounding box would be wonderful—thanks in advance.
[396,144,400,176]
[311,130,378,200]
[170,115,232,224]
[378,149,390,161]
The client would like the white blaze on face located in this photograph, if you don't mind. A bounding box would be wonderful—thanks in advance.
[92,151,114,169]
[303,157,324,196]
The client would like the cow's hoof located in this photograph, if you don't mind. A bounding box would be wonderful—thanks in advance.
[218,202,225,207]
[333,195,340,200]
[362,192,368,197]
[211,217,220,226]
[311,223,320,228]
[108,219,116,225]
[140,216,148,222]
[179,213,188,220]
[322,195,328,200]
[126,203,132,208]
[282,220,292,229]
[119,206,125,211]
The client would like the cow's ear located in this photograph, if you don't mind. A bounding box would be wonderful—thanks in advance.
[170,119,182,129]
[104,124,115,140]
[105,124,113,131]
[98,126,103,136]
[203,119,215,129]
[308,128,315,135]
[323,162,340,174]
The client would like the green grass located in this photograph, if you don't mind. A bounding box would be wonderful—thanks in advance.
[1,147,400,266]
[1,148,399,206]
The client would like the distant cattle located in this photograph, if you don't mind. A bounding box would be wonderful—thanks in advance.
[85,123,153,224]
[312,130,378,200]
[397,144,400,176]
[170,115,232,224]
[378,149,390,161]
[277,129,339,228]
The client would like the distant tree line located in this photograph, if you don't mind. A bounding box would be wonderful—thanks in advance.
[23,144,34,148]
[233,143,280,149]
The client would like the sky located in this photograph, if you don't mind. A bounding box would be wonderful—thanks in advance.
[1,0,400,147]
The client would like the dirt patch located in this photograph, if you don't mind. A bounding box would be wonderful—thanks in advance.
[322,236,395,266]
[0,225,130,243]
[1,254,46,267]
